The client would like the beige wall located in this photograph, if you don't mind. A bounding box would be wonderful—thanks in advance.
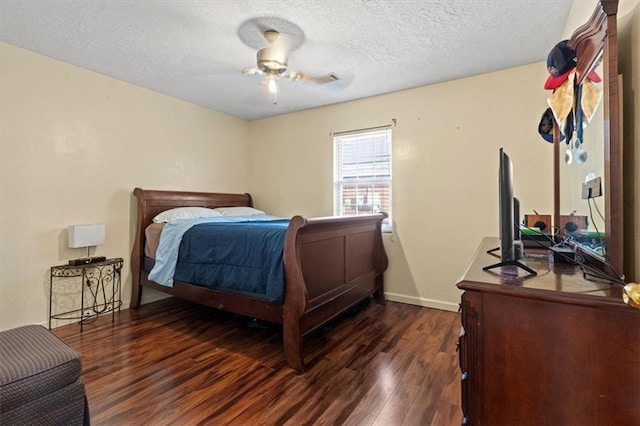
[0,42,249,330]
[248,62,554,310]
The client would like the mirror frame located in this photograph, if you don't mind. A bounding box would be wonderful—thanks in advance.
[553,0,623,277]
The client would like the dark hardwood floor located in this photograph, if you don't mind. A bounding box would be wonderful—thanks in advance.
[54,297,462,425]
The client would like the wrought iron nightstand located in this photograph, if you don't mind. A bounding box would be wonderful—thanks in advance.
[49,258,123,331]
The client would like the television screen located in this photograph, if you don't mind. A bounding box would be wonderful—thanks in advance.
[483,148,537,276]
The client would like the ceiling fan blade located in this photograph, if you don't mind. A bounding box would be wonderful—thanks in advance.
[287,71,341,85]
[243,67,264,76]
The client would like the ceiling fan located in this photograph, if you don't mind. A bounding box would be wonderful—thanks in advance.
[242,29,340,102]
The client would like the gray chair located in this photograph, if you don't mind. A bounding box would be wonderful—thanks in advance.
[0,325,89,425]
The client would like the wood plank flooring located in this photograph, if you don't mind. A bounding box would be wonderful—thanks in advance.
[54,297,462,425]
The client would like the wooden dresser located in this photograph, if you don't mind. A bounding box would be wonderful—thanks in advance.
[456,237,640,425]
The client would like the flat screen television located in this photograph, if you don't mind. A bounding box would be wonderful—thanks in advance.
[483,148,537,276]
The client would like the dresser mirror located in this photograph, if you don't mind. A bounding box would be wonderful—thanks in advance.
[553,0,623,277]
[558,59,605,249]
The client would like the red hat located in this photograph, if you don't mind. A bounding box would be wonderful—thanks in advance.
[544,40,601,90]
[545,69,572,90]
[586,69,601,83]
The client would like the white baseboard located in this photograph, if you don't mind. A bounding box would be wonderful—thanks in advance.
[385,292,459,312]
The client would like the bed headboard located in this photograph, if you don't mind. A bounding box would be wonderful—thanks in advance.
[130,188,254,303]
[133,187,254,231]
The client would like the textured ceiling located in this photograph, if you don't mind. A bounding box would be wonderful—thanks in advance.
[0,1,573,121]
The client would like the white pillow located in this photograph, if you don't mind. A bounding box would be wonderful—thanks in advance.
[214,206,266,217]
[152,207,223,223]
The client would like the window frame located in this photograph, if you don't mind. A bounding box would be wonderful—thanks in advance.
[333,127,392,232]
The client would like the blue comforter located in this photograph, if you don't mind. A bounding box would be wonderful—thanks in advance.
[149,217,289,303]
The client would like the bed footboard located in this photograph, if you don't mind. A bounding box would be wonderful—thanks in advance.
[282,214,388,371]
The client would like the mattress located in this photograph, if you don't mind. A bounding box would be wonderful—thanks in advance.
[144,223,164,259]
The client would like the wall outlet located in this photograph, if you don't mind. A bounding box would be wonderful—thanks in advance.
[582,176,602,199]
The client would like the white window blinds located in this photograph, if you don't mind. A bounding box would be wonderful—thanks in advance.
[333,127,392,231]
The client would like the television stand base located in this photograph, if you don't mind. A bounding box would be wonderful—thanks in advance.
[483,260,537,276]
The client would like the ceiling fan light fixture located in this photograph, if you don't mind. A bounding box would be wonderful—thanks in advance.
[268,78,277,93]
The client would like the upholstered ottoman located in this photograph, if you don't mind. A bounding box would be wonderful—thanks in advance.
[0,325,89,425]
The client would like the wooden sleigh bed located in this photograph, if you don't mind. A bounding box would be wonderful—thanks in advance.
[130,188,388,371]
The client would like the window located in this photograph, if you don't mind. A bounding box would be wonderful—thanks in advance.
[333,127,392,231]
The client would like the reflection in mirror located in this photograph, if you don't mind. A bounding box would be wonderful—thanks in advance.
[559,56,605,257]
